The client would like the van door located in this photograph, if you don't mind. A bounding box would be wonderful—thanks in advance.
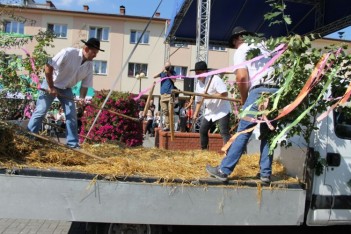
[308,107,351,225]
[324,108,351,223]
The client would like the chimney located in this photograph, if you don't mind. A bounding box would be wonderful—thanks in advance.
[46,1,55,8]
[154,12,160,18]
[120,5,125,15]
[83,5,89,12]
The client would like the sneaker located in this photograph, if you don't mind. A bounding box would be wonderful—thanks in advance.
[206,165,228,182]
[260,176,271,183]
[67,144,81,150]
[162,127,170,132]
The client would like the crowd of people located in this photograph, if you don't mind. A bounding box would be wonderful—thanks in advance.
[140,96,195,138]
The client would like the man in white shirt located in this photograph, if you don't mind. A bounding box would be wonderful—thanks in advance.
[192,61,231,150]
[206,26,280,183]
[27,38,104,148]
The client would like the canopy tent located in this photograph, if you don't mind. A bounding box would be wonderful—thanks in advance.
[167,0,351,46]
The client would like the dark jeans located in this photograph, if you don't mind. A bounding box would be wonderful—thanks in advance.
[199,113,231,150]
[145,119,154,135]
[180,116,187,132]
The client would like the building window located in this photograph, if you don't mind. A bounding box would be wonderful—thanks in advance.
[128,63,148,77]
[93,60,107,75]
[130,30,149,44]
[209,45,226,51]
[4,21,24,34]
[173,66,187,76]
[89,27,109,41]
[47,23,67,38]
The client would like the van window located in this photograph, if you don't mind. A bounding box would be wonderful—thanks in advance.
[334,108,351,140]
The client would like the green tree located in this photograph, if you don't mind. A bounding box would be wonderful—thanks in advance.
[242,0,351,153]
[0,4,55,119]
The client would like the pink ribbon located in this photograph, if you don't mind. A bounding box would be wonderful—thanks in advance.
[22,48,41,89]
[134,43,286,100]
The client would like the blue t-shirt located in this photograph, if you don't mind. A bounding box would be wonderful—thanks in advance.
[160,70,176,94]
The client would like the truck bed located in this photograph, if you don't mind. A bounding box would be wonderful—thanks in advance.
[0,167,305,226]
[0,121,307,225]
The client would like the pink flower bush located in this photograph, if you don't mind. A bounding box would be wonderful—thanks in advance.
[80,91,143,147]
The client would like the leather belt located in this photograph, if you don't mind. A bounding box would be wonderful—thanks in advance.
[250,84,279,90]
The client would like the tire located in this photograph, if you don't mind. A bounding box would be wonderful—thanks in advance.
[108,223,163,234]
[85,222,110,234]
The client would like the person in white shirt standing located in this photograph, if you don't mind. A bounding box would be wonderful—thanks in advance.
[206,26,280,183]
[55,106,66,130]
[192,61,232,150]
[27,38,104,148]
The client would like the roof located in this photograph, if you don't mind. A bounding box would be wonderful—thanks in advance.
[167,0,351,46]
[0,4,168,22]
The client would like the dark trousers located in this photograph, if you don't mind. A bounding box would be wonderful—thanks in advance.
[199,113,231,150]
[180,116,187,132]
[145,119,154,135]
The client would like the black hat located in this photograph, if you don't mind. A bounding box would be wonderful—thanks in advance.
[81,38,105,52]
[228,26,256,47]
[190,61,212,71]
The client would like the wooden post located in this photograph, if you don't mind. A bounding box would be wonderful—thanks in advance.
[142,81,156,118]
[169,94,175,141]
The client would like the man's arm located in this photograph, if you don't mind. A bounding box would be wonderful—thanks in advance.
[216,91,228,98]
[44,64,54,88]
[193,101,202,119]
[236,68,250,104]
[79,86,88,99]
[77,86,88,106]
[153,72,162,78]
[44,64,57,96]
[154,65,167,78]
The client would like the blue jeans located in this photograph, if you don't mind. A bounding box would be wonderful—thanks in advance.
[27,80,79,147]
[220,86,278,177]
[200,113,231,150]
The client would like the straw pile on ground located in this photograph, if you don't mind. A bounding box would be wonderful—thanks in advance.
[0,120,298,184]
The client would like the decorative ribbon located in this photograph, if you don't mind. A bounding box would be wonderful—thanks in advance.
[133,44,287,101]
[221,125,256,152]
[21,48,41,89]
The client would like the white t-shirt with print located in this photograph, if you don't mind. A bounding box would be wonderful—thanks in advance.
[233,42,276,89]
[195,75,231,122]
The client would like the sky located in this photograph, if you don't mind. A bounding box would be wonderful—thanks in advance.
[33,0,350,40]
[34,0,183,19]
[4,0,350,40]
[324,26,351,41]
